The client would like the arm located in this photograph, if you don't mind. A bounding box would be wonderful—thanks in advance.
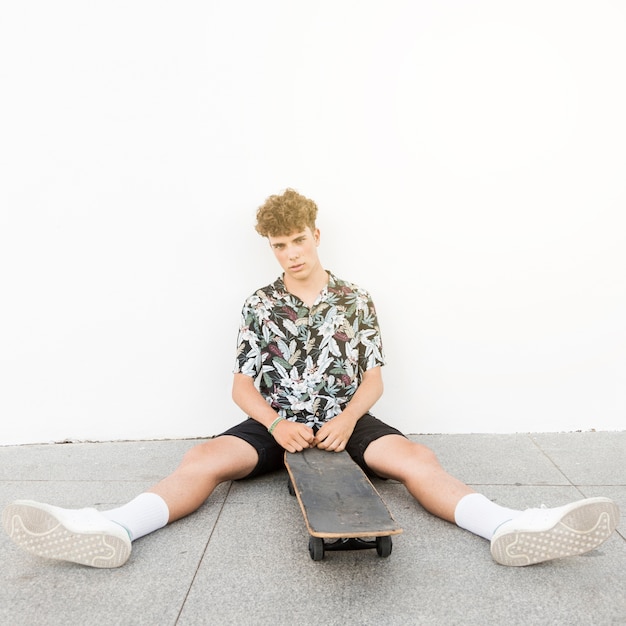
[231,373,315,453]
[315,365,384,453]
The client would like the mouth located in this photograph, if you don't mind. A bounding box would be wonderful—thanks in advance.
[289,263,305,272]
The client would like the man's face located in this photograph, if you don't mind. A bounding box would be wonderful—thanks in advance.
[267,227,321,282]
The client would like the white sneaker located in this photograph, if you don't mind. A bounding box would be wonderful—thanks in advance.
[491,497,619,567]
[2,500,132,568]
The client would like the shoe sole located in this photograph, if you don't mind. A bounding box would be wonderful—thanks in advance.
[491,498,620,566]
[2,502,131,568]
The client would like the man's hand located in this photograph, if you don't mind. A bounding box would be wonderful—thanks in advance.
[314,412,358,452]
[272,419,316,453]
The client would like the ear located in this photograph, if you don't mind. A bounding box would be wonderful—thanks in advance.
[313,228,321,245]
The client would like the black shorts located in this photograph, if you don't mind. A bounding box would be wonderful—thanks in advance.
[218,413,405,479]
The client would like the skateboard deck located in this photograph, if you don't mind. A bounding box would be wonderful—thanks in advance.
[285,448,402,560]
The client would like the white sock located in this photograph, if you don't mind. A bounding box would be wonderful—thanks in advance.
[102,493,170,541]
[454,493,521,540]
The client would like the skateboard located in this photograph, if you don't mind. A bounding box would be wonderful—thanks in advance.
[284,448,403,561]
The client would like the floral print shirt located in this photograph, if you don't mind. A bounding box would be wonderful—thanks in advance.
[234,272,386,428]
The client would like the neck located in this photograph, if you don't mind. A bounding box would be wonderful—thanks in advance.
[283,266,329,307]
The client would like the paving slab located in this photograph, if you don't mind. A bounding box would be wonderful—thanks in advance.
[0,439,204,482]
[409,434,572,485]
[530,431,626,485]
[1,433,624,625]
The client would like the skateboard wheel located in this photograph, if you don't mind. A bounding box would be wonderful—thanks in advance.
[308,537,325,561]
[287,479,295,497]
[376,536,392,558]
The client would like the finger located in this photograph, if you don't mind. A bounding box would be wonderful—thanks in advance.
[324,436,338,451]
[316,427,332,443]
[318,436,336,451]
[330,437,348,452]
[315,433,328,449]
[296,432,314,449]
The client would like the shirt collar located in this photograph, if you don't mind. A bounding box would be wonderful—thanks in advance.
[273,271,337,305]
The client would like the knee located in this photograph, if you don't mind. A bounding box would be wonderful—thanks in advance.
[178,441,215,472]
[391,442,445,484]
[413,442,440,467]
[177,438,257,482]
[367,438,443,482]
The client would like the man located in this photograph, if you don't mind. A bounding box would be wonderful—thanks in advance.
[2,189,619,568]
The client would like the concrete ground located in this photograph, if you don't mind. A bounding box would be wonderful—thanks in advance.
[1,432,625,626]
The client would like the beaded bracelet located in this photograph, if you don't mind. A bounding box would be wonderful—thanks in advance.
[268,417,285,434]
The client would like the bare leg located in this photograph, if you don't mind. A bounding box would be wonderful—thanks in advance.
[363,435,475,522]
[147,435,258,522]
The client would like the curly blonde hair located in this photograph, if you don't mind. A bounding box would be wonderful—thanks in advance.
[255,189,318,237]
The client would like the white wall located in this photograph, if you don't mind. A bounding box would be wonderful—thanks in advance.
[1,1,624,445]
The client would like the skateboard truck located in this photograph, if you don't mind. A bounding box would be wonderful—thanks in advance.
[307,535,393,561]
